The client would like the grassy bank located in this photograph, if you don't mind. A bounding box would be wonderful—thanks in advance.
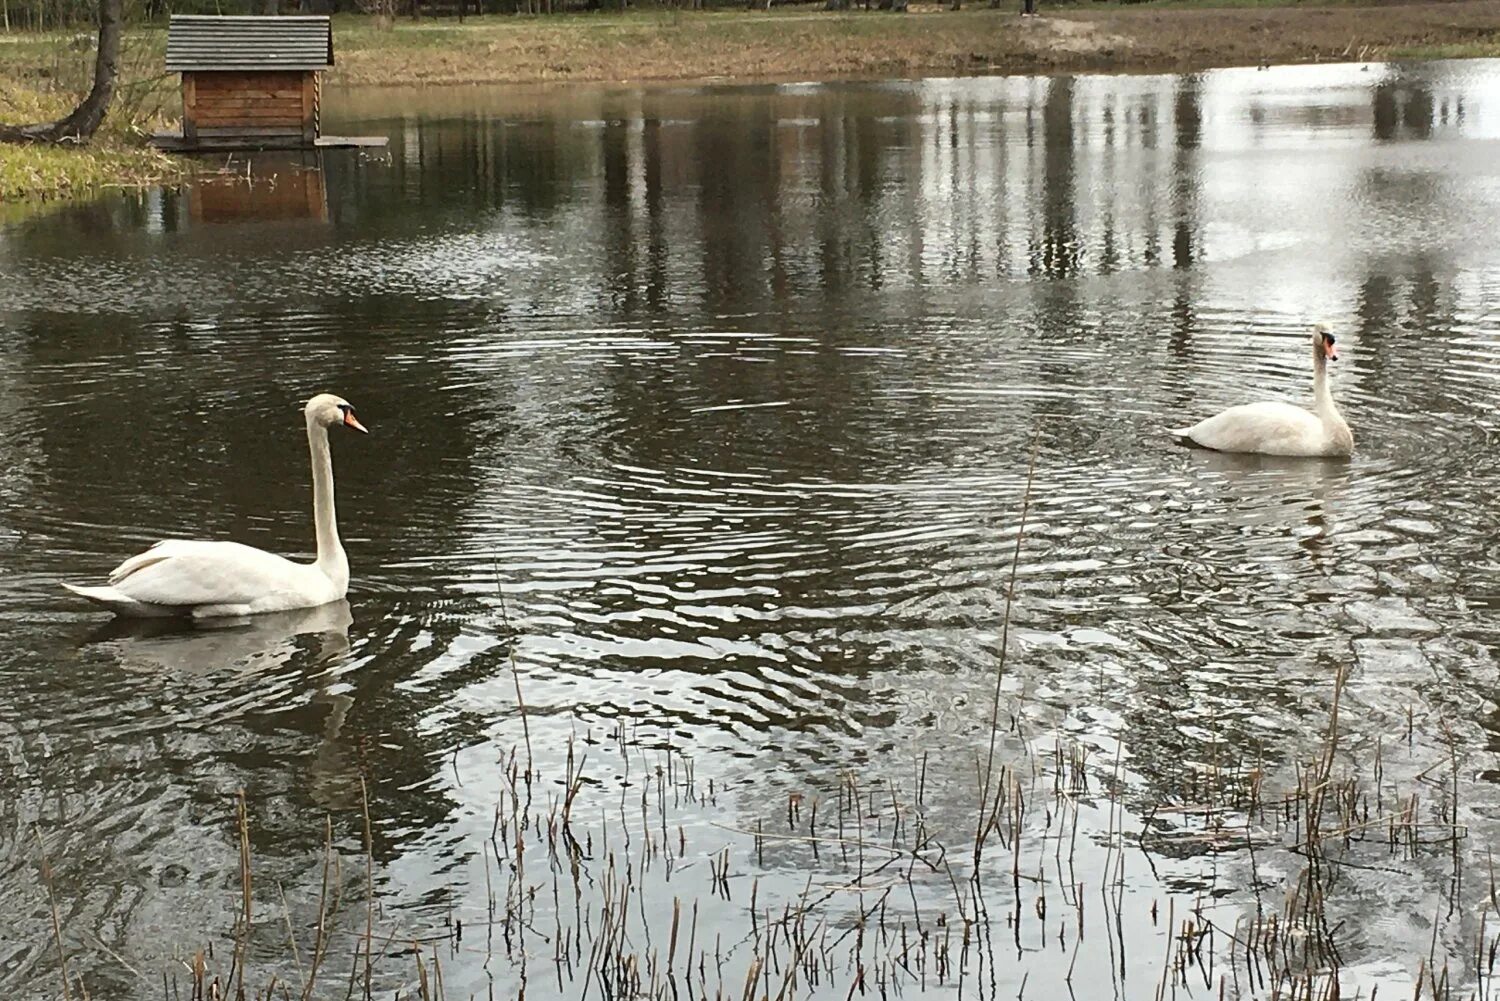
[0,139,181,202]
[1,0,1499,202]
[0,69,187,203]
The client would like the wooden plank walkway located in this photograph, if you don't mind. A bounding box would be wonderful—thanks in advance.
[150,132,389,152]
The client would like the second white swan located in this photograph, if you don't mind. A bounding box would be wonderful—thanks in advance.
[1171,323,1353,458]
[63,393,368,618]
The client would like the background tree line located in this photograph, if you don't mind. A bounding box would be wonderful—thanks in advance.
[1,0,960,32]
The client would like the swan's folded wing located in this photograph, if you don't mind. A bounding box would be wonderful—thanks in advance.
[106,540,303,608]
[108,539,197,584]
[1183,402,1324,455]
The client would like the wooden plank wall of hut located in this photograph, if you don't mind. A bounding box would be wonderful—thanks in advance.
[184,71,314,141]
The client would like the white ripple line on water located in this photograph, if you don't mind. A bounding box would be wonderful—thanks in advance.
[666,465,775,481]
[835,523,983,548]
[689,400,792,414]
[525,630,784,665]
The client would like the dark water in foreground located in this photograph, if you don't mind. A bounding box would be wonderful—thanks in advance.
[2,59,1500,999]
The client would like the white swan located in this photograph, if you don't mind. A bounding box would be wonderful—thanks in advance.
[1170,323,1353,458]
[63,394,368,618]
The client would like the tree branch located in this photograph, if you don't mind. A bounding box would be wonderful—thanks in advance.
[0,0,122,145]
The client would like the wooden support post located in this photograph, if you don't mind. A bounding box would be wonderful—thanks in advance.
[182,73,197,142]
[301,71,316,144]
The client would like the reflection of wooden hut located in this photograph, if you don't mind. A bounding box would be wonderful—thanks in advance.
[161,15,361,152]
[189,159,330,224]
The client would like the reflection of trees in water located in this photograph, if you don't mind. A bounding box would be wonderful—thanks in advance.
[696,104,778,308]
[1367,63,1472,142]
[583,99,673,312]
[1350,63,1457,403]
[1353,255,1452,417]
[1031,76,1079,279]
[1162,73,1203,412]
[0,324,46,521]
[1171,74,1203,272]
[1372,75,1435,142]
[360,76,1251,313]
[600,115,639,312]
[327,111,599,220]
[643,116,669,311]
[0,189,174,254]
[816,102,852,294]
[561,79,1225,304]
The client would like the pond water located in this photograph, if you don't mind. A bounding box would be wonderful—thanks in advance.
[3,59,1500,1000]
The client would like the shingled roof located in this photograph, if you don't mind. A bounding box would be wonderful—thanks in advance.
[165,15,334,73]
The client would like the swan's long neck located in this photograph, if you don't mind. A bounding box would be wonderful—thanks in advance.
[1311,341,1338,418]
[307,417,347,584]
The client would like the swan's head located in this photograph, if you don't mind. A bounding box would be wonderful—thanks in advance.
[304,393,368,434]
[1312,322,1338,362]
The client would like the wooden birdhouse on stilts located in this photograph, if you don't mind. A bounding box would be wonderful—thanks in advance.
[154,15,386,153]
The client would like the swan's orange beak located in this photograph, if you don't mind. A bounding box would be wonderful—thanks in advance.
[344,410,369,433]
[1324,341,1339,362]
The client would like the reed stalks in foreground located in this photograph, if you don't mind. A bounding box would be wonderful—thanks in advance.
[975,424,1042,867]
[18,464,1492,999]
[25,660,1492,1001]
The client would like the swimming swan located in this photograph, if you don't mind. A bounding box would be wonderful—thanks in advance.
[1171,323,1353,458]
[63,394,368,618]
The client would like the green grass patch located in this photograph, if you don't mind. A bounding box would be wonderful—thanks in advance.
[0,28,185,203]
[0,138,183,201]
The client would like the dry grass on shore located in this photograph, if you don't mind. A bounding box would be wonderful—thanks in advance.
[322,1,1500,86]
[0,49,186,203]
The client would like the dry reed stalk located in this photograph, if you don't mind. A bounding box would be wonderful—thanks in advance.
[232,790,252,1001]
[35,825,72,1001]
[494,579,535,779]
[276,880,304,987]
[300,816,335,1001]
[975,425,1042,866]
[361,775,375,1001]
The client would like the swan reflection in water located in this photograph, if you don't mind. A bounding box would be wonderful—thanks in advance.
[1186,448,1360,570]
[82,600,363,809]
[84,599,355,671]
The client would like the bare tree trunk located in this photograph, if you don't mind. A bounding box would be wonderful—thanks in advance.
[0,0,122,143]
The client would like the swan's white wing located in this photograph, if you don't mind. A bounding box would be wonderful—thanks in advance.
[1176,402,1327,456]
[106,540,309,608]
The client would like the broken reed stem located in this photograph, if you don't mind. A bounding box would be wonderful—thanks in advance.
[235,789,252,1001]
[362,774,375,1001]
[35,825,72,1001]
[1318,666,1347,790]
[301,816,334,1001]
[278,880,304,987]
[494,577,535,777]
[976,424,1043,864]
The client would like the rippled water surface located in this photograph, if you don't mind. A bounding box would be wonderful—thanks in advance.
[3,59,1500,999]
